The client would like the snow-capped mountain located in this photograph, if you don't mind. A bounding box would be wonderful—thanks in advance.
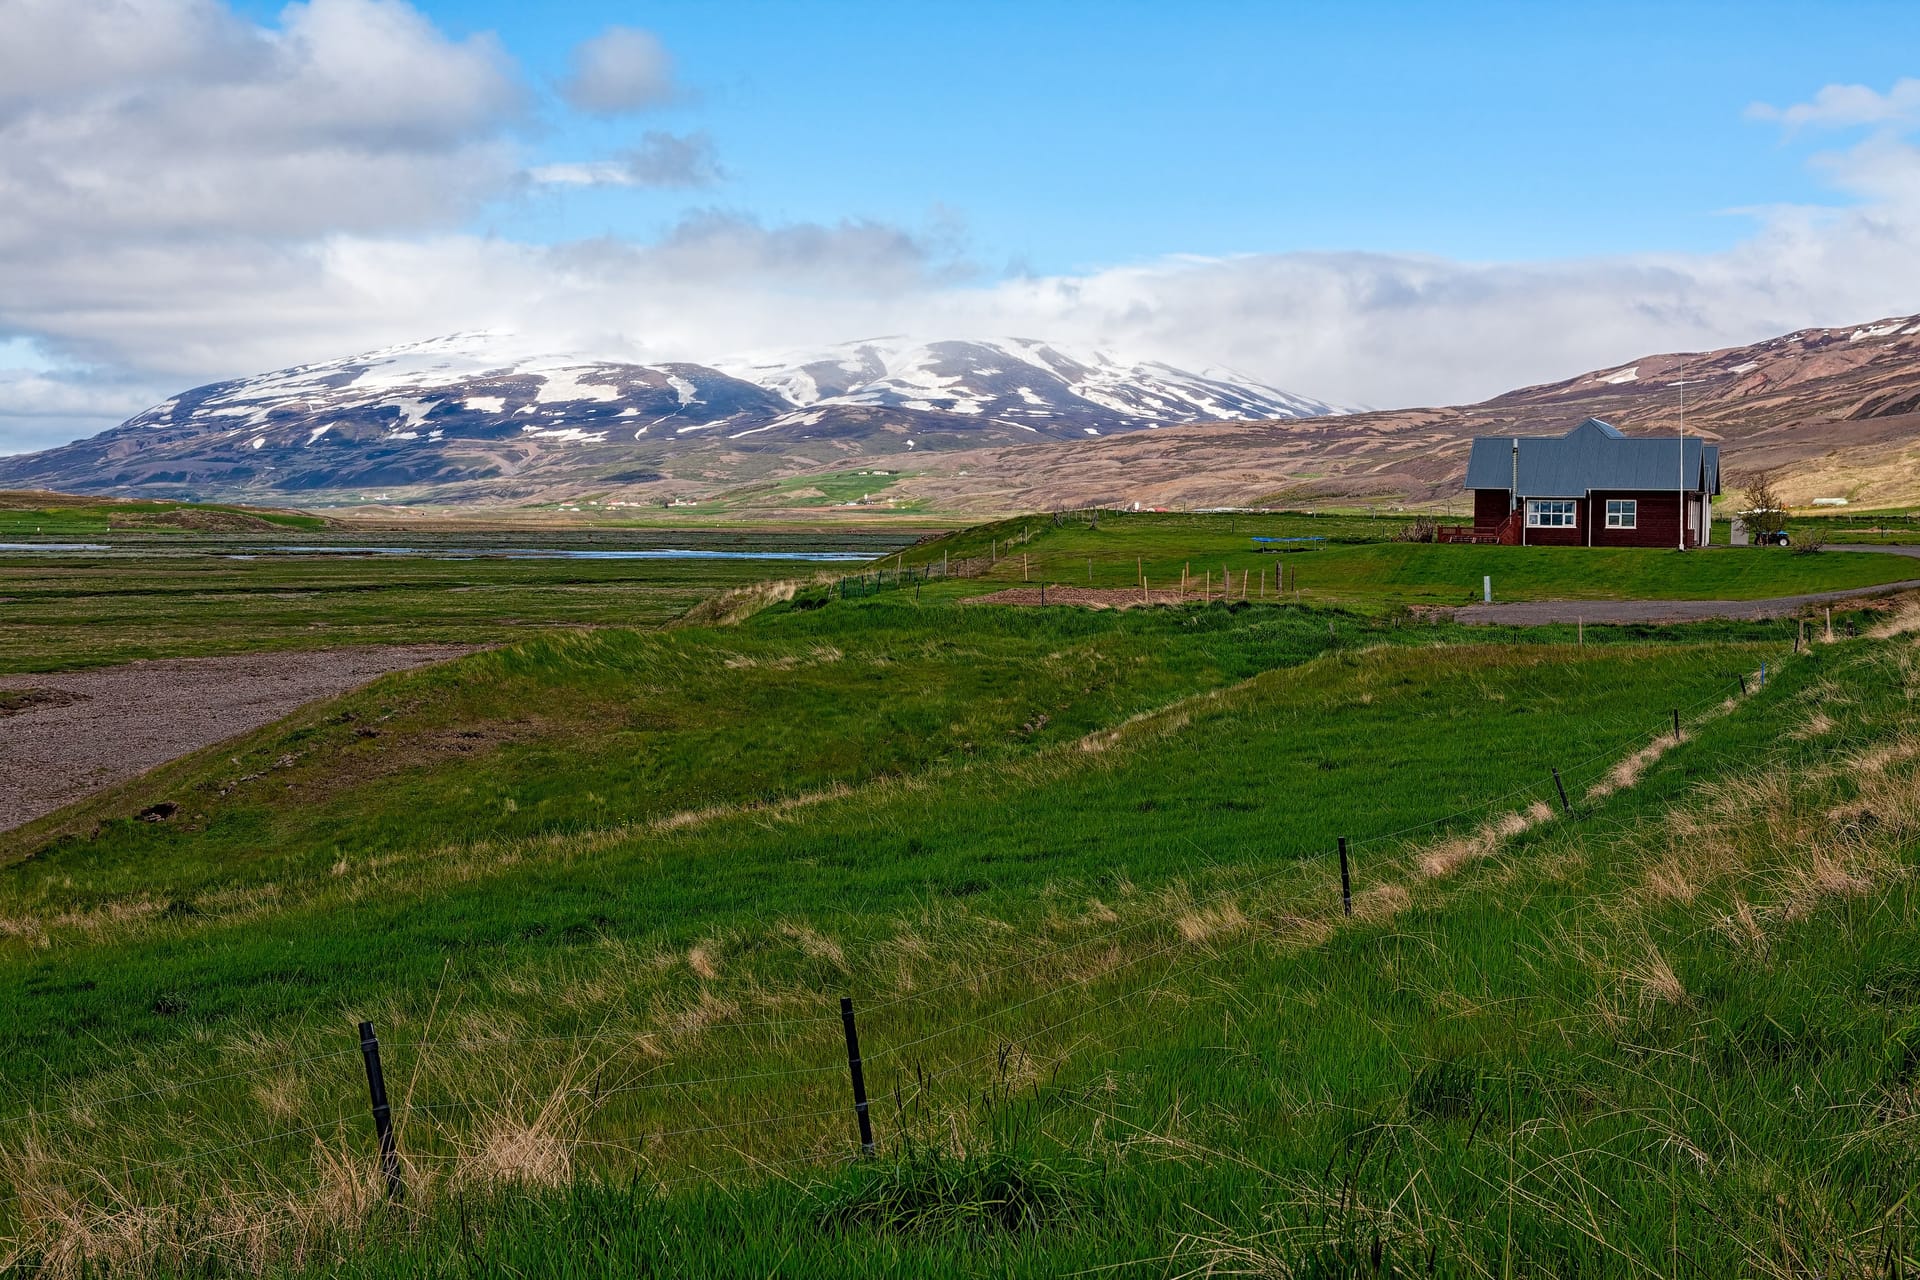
[0,333,1339,500]
[722,336,1336,433]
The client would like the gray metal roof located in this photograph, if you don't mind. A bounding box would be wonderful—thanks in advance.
[1464,418,1720,496]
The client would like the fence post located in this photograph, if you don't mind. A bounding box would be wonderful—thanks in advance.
[839,997,875,1156]
[1552,768,1572,815]
[1738,674,1748,696]
[1672,708,1680,740]
[357,1021,404,1203]
[1337,837,1352,917]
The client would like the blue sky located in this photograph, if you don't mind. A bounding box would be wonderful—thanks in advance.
[8,0,1920,451]
[235,0,1920,267]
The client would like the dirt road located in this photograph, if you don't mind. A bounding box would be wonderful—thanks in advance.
[1,646,470,834]
[1455,577,1920,626]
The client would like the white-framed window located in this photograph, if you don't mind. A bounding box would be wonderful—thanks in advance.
[1526,499,1577,529]
[1605,499,1638,529]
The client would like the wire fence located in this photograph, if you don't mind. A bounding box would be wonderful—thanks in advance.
[0,627,1846,1266]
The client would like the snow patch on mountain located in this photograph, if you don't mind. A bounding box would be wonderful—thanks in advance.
[0,330,1340,499]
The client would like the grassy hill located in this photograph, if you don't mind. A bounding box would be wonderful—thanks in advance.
[5,539,1916,1276]
[0,491,330,538]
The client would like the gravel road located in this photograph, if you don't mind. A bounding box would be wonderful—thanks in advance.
[1456,547,1920,625]
[0,645,470,834]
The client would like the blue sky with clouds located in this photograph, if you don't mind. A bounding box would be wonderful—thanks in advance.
[271,0,1920,264]
[7,0,1920,452]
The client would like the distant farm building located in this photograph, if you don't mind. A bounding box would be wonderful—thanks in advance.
[1444,418,1721,548]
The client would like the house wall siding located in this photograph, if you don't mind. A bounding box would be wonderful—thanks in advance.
[1589,491,1688,548]
[1468,486,1703,547]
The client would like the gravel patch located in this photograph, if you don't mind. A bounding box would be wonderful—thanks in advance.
[0,645,471,833]
[1454,579,1920,626]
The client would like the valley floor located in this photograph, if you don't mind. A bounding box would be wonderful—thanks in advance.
[4,515,1919,1277]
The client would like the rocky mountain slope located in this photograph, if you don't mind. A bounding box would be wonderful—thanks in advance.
[0,334,1336,502]
[878,312,1920,515]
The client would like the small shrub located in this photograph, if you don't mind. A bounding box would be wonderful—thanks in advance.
[1391,515,1438,543]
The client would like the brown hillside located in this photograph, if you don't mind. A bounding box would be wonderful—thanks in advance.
[872,314,1920,514]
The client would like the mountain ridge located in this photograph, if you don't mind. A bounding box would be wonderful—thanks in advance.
[866,311,1920,515]
[0,334,1338,502]
[6,312,1919,512]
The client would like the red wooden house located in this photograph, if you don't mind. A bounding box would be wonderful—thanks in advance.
[1445,418,1721,548]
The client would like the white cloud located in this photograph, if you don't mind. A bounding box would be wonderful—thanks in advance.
[0,364,170,454]
[1748,78,1920,131]
[0,0,525,246]
[530,131,724,188]
[559,26,677,116]
[11,44,1920,457]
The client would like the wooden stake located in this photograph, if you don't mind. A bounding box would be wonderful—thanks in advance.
[1023,553,1029,582]
[1552,768,1572,815]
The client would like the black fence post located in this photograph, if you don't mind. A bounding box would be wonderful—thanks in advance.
[1337,837,1352,917]
[1552,767,1572,815]
[840,997,875,1155]
[357,1020,404,1203]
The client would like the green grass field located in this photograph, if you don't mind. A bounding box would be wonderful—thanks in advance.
[0,530,913,673]
[3,508,1919,1277]
[8,577,1917,1276]
[882,510,1920,610]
